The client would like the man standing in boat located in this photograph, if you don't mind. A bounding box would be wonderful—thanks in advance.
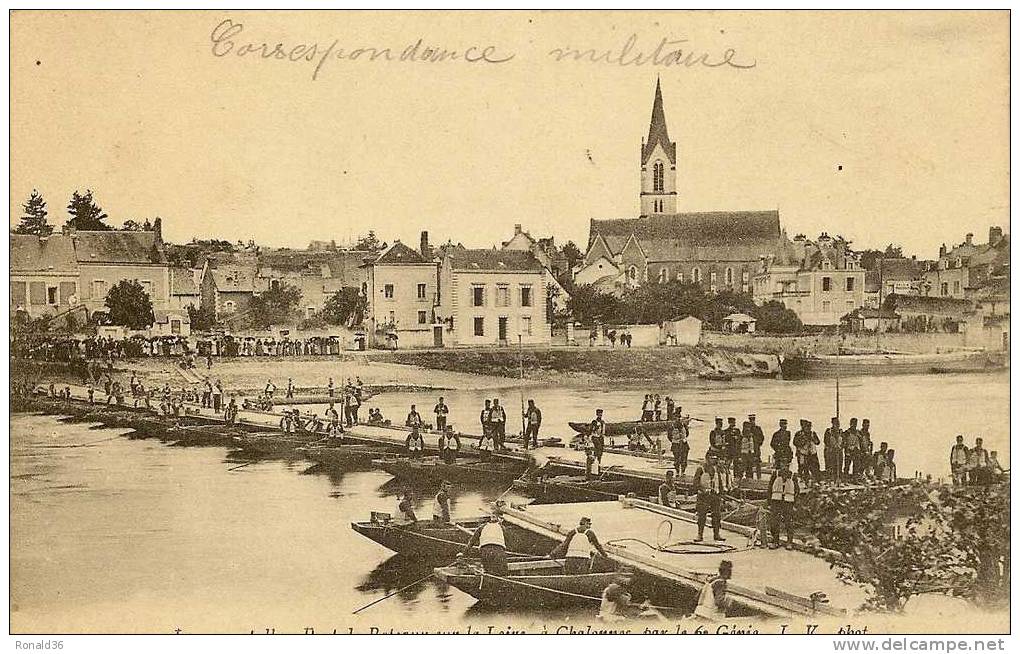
[842,418,863,479]
[693,452,728,542]
[433,396,450,433]
[793,419,821,484]
[462,507,509,576]
[694,560,733,620]
[740,414,764,480]
[641,395,654,422]
[523,399,542,449]
[549,516,610,574]
[589,409,607,464]
[479,399,492,447]
[949,435,970,486]
[860,418,875,478]
[724,417,741,477]
[438,430,461,464]
[668,413,690,477]
[767,461,800,548]
[823,417,844,482]
[708,417,727,462]
[432,480,453,524]
[490,399,507,450]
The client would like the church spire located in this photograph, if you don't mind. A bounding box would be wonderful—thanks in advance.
[643,77,676,164]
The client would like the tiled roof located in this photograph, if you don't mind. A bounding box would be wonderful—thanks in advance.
[591,211,782,253]
[170,268,199,296]
[874,257,922,280]
[373,241,430,265]
[643,79,676,164]
[211,265,257,292]
[10,233,78,273]
[445,249,544,272]
[73,230,167,264]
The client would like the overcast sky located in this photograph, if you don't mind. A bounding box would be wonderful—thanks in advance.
[10,10,1009,257]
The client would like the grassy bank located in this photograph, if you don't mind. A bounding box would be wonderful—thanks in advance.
[372,346,777,385]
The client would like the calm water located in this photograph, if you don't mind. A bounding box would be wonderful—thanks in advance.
[10,372,1009,633]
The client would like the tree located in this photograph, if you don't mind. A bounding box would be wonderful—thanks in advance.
[354,231,386,252]
[752,300,804,334]
[66,189,111,231]
[187,304,216,331]
[560,240,583,270]
[105,280,155,329]
[859,244,905,271]
[14,190,52,236]
[322,288,367,327]
[248,282,302,329]
[565,284,622,325]
[122,218,154,231]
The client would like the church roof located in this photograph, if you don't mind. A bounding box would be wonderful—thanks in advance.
[590,211,782,255]
[642,78,676,164]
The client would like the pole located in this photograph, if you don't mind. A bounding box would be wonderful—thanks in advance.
[351,572,435,615]
[518,335,526,443]
[835,325,841,420]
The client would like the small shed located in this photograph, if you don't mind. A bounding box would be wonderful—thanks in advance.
[665,316,703,345]
[723,313,757,334]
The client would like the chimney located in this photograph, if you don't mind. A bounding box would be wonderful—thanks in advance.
[420,231,430,258]
[989,226,1003,243]
[939,243,947,258]
[514,223,522,235]
[965,233,973,246]
[153,217,163,244]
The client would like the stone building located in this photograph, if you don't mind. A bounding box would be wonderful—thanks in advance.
[365,237,438,349]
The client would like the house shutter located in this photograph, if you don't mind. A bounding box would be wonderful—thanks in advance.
[11,282,27,307]
[59,282,77,304]
[30,281,46,305]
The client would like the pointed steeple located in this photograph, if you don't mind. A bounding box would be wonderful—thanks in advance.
[642,77,676,164]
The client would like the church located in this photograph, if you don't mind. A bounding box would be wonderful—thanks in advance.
[575,79,787,296]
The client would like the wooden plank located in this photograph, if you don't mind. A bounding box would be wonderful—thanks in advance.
[765,586,846,617]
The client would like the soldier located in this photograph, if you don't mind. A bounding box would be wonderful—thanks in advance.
[823,417,844,482]
[740,414,765,479]
[793,419,821,484]
[724,417,741,477]
[771,419,793,467]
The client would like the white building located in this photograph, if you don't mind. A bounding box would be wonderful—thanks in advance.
[365,239,439,348]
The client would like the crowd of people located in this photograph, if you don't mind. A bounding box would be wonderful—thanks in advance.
[194,334,346,358]
[949,435,1006,486]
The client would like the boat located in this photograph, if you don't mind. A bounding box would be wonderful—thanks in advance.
[232,431,329,455]
[929,363,1008,375]
[698,370,733,382]
[568,419,678,437]
[165,423,250,447]
[299,443,400,466]
[781,349,1003,379]
[434,558,620,608]
[512,475,629,503]
[374,456,527,485]
[351,514,548,561]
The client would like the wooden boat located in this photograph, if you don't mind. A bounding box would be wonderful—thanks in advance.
[698,370,733,382]
[568,420,678,437]
[929,363,1008,375]
[350,514,547,561]
[232,431,327,455]
[165,423,250,447]
[374,456,527,485]
[434,558,619,608]
[512,475,629,503]
[299,443,400,466]
[781,350,1002,379]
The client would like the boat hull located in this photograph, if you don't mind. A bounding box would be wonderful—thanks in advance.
[781,350,1002,379]
[351,518,549,560]
[435,560,617,608]
[568,420,678,437]
[375,458,527,485]
[512,476,629,503]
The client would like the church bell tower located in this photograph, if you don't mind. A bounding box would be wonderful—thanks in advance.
[640,78,677,216]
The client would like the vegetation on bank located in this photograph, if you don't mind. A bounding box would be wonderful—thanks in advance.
[796,482,1009,612]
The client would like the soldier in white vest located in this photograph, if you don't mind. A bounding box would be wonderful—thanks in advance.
[694,560,733,621]
[432,480,453,523]
[767,461,800,548]
[438,430,461,464]
[548,516,609,575]
[462,507,509,576]
[693,452,728,542]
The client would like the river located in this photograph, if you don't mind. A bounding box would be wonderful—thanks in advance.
[10,371,1008,633]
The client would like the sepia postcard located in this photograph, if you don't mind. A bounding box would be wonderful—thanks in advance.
[7,8,1011,645]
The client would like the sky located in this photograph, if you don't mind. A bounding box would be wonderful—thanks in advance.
[10,10,1009,258]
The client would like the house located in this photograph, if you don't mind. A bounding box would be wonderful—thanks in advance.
[199,261,260,323]
[257,247,374,320]
[722,313,757,334]
[923,227,1009,300]
[365,236,438,349]
[889,295,973,333]
[754,233,866,326]
[72,221,171,314]
[577,80,787,293]
[150,309,191,337]
[501,223,572,314]
[169,267,201,312]
[435,248,551,347]
[844,307,901,333]
[863,257,925,308]
[10,232,81,317]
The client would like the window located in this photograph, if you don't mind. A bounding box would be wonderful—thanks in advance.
[92,279,107,298]
[140,280,153,295]
[742,283,749,293]
[224,300,236,313]
[953,280,961,295]
[472,285,485,307]
[496,285,509,307]
[653,161,664,193]
[710,285,717,293]
[270,279,280,290]
[742,270,750,282]
[474,317,485,336]
[384,284,394,299]
[306,307,316,318]
[10,281,26,307]
[725,268,733,285]
[822,277,832,292]
[710,271,717,283]
[417,283,427,300]
[520,285,533,307]
[59,282,76,304]
[417,310,428,324]
[846,278,855,292]
[658,268,667,283]
[627,265,638,281]
[388,310,396,325]
[521,316,532,336]
[941,282,949,296]
[847,300,855,307]
[676,272,684,282]
[822,300,831,312]
[47,287,58,305]
[692,268,701,283]
[171,319,181,335]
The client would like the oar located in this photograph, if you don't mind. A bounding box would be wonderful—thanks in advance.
[351,572,435,615]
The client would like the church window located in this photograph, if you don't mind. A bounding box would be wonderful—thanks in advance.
[692,268,701,283]
[628,265,638,281]
[742,270,750,282]
[658,268,667,283]
[710,271,717,283]
[676,271,684,282]
[653,161,664,193]
[725,267,733,285]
